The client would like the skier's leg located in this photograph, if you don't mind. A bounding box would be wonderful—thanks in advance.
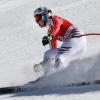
[54,31,87,69]
[43,49,58,75]
[34,49,58,73]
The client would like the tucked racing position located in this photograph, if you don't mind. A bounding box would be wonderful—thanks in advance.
[33,7,87,75]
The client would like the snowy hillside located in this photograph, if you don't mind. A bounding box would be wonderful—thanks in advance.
[0,0,100,99]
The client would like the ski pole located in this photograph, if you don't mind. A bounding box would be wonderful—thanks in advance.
[56,33,100,41]
[72,33,100,38]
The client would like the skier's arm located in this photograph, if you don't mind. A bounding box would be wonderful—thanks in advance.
[50,16,62,49]
[49,38,57,49]
[52,16,62,38]
[42,16,62,49]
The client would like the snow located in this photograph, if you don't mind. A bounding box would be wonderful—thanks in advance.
[1,85,100,100]
[0,0,100,99]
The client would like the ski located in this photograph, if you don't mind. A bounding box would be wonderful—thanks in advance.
[0,80,100,95]
[0,86,22,95]
[0,77,43,95]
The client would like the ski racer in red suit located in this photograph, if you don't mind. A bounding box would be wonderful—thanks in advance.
[34,7,87,74]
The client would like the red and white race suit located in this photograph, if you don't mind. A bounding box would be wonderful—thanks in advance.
[43,15,87,75]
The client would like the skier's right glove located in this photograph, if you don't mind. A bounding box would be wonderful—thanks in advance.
[42,35,53,46]
[42,36,49,46]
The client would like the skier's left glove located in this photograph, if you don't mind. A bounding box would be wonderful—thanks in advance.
[34,62,44,72]
[34,63,42,72]
[42,35,53,46]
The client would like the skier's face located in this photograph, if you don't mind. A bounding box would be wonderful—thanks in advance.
[37,19,45,28]
[34,15,45,28]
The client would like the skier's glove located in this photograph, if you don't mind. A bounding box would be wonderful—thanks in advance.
[42,35,53,46]
[34,62,44,72]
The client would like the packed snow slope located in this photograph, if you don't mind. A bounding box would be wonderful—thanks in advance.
[0,0,100,100]
[0,0,100,89]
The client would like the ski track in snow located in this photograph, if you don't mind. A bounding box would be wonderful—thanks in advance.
[0,84,100,100]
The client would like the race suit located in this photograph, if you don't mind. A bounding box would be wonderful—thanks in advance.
[43,16,87,74]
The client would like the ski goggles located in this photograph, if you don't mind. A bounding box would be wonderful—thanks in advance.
[34,15,42,23]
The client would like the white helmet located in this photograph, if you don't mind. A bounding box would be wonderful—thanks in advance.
[34,7,52,22]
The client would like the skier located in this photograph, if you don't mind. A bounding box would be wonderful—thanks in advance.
[33,7,87,75]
